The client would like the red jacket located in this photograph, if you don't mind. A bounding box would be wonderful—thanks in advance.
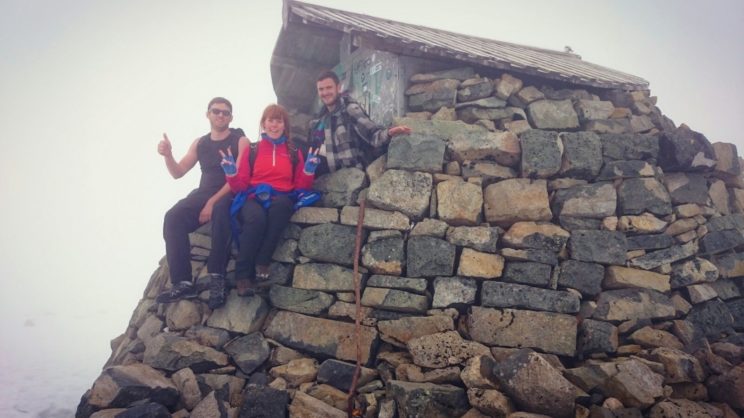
[227,138,314,193]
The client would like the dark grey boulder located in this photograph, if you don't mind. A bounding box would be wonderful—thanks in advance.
[600,133,659,162]
[686,299,735,338]
[520,129,563,178]
[626,234,675,251]
[617,177,672,216]
[578,319,618,355]
[558,260,604,297]
[502,261,552,287]
[482,281,580,313]
[298,223,358,265]
[386,133,446,173]
[224,332,270,375]
[268,285,334,315]
[559,131,603,180]
[407,236,456,277]
[569,230,627,265]
[239,385,289,418]
[387,380,469,418]
[658,125,716,171]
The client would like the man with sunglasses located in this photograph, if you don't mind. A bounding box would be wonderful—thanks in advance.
[156,97,249,305]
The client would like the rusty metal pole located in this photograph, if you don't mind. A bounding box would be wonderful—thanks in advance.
[347,199,366,418]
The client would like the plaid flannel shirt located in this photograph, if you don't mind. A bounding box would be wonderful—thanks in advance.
[309,95,390,173]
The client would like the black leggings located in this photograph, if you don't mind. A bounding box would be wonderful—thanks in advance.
[208,195,293,280]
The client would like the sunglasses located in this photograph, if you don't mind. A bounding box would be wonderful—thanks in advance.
[209,108,232,117]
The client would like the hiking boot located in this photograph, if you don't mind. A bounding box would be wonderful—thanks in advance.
[208,274,227,310]
[156,281,198,303]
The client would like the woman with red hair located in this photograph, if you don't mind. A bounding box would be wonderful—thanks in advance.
[207,104,319,306]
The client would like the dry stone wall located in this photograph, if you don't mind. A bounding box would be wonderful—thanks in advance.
[77,67,744,418]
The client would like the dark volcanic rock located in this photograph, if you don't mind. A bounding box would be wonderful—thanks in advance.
[481,281,580,314]
[663,172,710,205]
[626,234,675,251]
[492,349,578,418]
[686,298,735,338]
[629,241,697,270]
[83,363,178,410]
[599,133,659,162]
[578,319,618,355]
[520,129,563,178]
[298,223,358,265]
[552,183,616,219]
[143,334,228,373]
[387,380,469,418]
[407,236,456,277]
[224,332,270,375]
[569,230,627,265]
[269,285,334,315]
[502,261,552,287]
[596,160,657,180]
[617,177,673,216]
[386,133,446,173]
[239,385,290,418]
[317,359,377,392]
[559,131,603,180]
[658,125,716,171]
[558,260,605,296]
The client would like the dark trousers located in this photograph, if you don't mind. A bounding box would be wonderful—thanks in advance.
[233,195,293,280]
[206,196,234,276]
[163,189,231,284]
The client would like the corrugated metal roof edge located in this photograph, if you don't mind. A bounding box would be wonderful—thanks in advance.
[284,0,650,90]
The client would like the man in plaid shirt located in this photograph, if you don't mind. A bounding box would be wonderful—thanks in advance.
[308,70,411,174]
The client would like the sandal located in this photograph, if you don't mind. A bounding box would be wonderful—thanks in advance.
[235,278,256,296]
[256,265,271,281]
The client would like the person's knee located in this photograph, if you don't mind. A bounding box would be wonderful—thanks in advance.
[242,203,267,225]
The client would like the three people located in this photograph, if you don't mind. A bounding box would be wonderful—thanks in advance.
[157,69,410,307]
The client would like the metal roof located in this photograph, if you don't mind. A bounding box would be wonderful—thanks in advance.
[285,0,649,90]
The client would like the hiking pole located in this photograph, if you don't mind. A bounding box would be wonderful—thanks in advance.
[347,198,366,418]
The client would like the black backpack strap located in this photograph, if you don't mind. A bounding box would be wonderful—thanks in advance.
[248,142,259,177]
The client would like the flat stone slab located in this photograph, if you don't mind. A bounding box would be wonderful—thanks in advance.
[628,241,697,270]
[386,133,446,173]
[592,289,676,322]
[481,281,580,314]
[340,206,410,231]
[264,311,379,365]
[552,183,617,219]
[367,275,428,294]
[468,306,577,356]
[377,315,455,347]
[298,223,357,265]
[407,331,490,368]
[361,287,429,313]
[268,285,334,315]
[569,230,627,265]
[292,263,356,292]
